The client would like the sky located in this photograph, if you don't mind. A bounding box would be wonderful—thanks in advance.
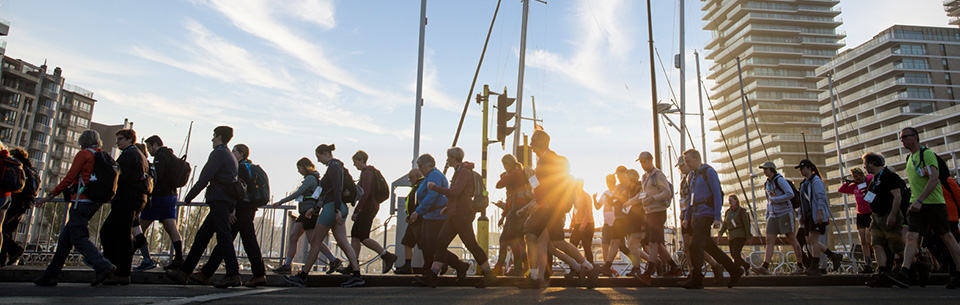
[0,0,951,228]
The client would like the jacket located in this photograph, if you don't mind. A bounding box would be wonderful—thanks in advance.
[943,177,960,222]
[355,165,381,215]
[51,146,99,201]
[686,164,723,221]
[639,167,671,214]
[719,206,752,240]
[799,174,830,224]
[415,168,448,220]
[496,168,532,215]
[183,144,239,204]
[151,146,179,197]
[764,174,796,218]
[432,162,476,216]
[113,145,150,205]
[318,158,346,211]
[838,174,874,215]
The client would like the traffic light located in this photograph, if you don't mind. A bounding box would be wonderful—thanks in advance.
[496,94,516,146]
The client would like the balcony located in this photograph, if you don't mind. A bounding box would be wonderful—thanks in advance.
[32,123,52,135]
[55,133,67,143]
[60,102,73,111]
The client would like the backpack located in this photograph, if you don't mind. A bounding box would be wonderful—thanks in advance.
[471,171,488,213]
[367,167,390,204]
[339,162,360,206]
[169,154,192,189]
[0,155,25,193]
[82,148,119,203]
[14,166,40,201]
[241,162,270,207]
[908,147,951,183]
[773,175,803,209]
[693,165,724,207]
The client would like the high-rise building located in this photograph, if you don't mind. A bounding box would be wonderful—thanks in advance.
[0,56,97,194]
[946,0,960,27]
[817,25,960,242]
[700,0,845,233]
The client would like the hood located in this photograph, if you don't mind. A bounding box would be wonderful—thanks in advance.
[461,161,475,171]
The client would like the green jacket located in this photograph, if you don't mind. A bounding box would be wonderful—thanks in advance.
[719,206,752,240]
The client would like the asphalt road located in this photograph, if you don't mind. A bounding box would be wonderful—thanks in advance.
[1,283,958,305]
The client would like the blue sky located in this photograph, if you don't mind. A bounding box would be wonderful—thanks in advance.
[0,0,950,227]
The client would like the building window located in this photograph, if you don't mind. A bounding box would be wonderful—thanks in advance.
[948,88,954,96]
[78,102,92,113]
[902,87,934,99]
[894,44,926,55]
[897,58,929,70]
[901,102,935,114]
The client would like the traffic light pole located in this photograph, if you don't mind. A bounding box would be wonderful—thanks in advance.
[477,85,491,261]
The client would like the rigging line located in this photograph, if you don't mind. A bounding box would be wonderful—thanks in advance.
[701,79,765,239]
[743,94,771,160]
[653,46,696,146]
[832,79,866,156]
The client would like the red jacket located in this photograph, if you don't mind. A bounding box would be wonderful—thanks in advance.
[432,162,476,216]
[496,168,529,213]
[51,148,100,201]
[944,177,960,222]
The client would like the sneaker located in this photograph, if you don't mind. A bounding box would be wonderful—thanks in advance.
[381,252,398,274]
[476,272,497,288]
[245,275,267,287]
[805,267,822,276]
[413,271,438,288]
[395,264,414,275]
[272,264,292,275]
[213,275,243,288]
[326,259,343,275]
[189,272,211,285]
[884,270,915,288]
[505,267,527,277]
[6,246,24,266]
[283,272,309,288]
[454,261,469,284]
[92,264,117,286]
[830,253,843,272]
[164,258,184,270]
[634,273,652,287]
[727,267,744,288]
[866,273,893,288]
[341,274,366,288]
[165,269,189,285]
[34,277,58,287]
[599,263,614,277]
[946,275,960,289]
[751,265,771,275]
[586,265,600,289]
[664,265,683,277]
[680,279,704,289]
[133,259,157,272]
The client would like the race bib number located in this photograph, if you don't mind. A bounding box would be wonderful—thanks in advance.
[858,183,867,190]
[863,191,876,203]
[528,176,540,189]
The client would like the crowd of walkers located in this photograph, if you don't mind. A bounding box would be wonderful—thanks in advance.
[0,126,958,290]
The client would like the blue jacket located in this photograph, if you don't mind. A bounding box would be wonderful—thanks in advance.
[415,168,448,220]
[799,174,831,224]
[686,164,723,222]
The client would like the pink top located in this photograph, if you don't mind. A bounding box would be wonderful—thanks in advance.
[838,174,873,215]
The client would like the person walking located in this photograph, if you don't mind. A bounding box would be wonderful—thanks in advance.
[795,159,843,276]
[719,195,752,275]
[270,157,341,275]
[408,154,450,285]
[839,167,875,274]
[1,147,37,267]
[753,161,806,275]
[860,152,906,288]
[494,154,531,276]
[136,136,185,271]
[395,168,425,274]
[100,129,150,285]
[350,150,398,273]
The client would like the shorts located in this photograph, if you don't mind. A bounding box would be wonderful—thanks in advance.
[351,207,378,240]
[907,204,951,235]
[645,211,667,244]
[765,213,795,236]
[602,223,625,242]
[549,215,565,241]
[297,213,318,230]
[870,212,905,254]
[623,209,645,234]
[806,222,828,235]
[856,213,872,229]
[139,195,178,221]
[318,202,349,228]
[401,220,422,248]
[569,223,595,248]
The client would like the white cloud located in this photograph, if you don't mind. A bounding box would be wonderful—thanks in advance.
[131,19,299,92]
[96,89,242,125]
[201,0,389,98]
[283,0,337,29]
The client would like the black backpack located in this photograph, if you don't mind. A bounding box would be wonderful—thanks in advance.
[0,155,25,194]
[240,162,270,207]
[13,166,40,202]
[336,161,360,206]
[83,148,119,203]
[169,153,192,189]
[367,167,390,204]
[773,175,803,209]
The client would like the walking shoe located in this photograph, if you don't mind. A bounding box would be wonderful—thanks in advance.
[454,261,469,284]
[102,275,131,286]
[476,272,497,288]
[946,274,960,289]
[505,267,527,277]
[634,273,652,287]
[866,273,892,288]
[164,258,184,270]
[336,265,352,275]
[34,277,58,287]
[6,246,24,266]
[395,263,414,275]
[727,267,744,288]
[245,275,267,287]
[165,269,189,285]
[751,265,771,275]
[283,271,309,288]
[586,265,601,289]
[680,279,704,289]
[664,265,683,277]
[92,264,117,286]
[133,259,157,272]
[830,253,843,272]
[413,271,438,288]
[189,272,211,285]
[712,265,725,284]
[272,264,292,275]
[805,267,822,276]
[381,252,398,274]
[564,269,578,280]
[213,275,243,288]
[326,259,343,275]
[884,269,916,288]
[341,274,366,288]
[915,261,931,288]
[517,276,544,289]
[625,266,640,277]
[439,264,449,275]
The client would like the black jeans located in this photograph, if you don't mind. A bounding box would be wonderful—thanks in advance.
[180,201,239,276]
[419,218,449,270]
[202,207,265,277]
[44,201,114,279]
[729,237,749,269]
[434,212,488,268]
[689,217,736,281]
[1,199,29,261]
[101,201,143,277]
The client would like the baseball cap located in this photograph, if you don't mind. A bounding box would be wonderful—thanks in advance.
[758,161,777,170]
[675,156,686,167]
[794,159,815,169]
[636,151,654,161]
